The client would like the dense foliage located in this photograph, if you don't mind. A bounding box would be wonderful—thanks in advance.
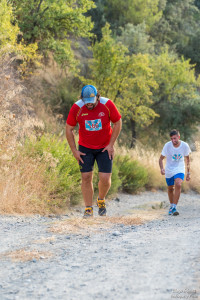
[0,0,39,73]
[1,0,200,145]
[9,0,95,68]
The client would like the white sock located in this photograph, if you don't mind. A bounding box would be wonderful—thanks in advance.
[173,204,177,209]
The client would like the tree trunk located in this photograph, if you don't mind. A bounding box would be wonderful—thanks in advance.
[130,119,136,148]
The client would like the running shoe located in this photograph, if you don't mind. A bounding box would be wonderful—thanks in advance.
[83,207,93,218]
[172,207,179,216]
[168,207,173,215]
[97,198,107,216]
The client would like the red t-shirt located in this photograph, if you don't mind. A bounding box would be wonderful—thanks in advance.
[66,97,121,149]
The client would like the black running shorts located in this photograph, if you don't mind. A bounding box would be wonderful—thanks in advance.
[78,145,113,173]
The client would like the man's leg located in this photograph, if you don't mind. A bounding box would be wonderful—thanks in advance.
[168,185,174,205]
[98,172,112,199]
[171,176,183,216]
[79,145,95,217]
[174,178,183,205]
[96,149,113,216]
[81,171,93,207]
[96,172,111,216]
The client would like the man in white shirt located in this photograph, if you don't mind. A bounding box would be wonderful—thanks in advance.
[159,129,191,216]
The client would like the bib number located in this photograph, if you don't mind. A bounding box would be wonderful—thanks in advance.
[85,119,102,131]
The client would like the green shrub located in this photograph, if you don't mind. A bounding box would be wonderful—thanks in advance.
[23,134,82,207]
[115,155,148,193]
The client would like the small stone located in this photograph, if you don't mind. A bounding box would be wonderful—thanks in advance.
[112,231,121,236]
[114,197,120,202]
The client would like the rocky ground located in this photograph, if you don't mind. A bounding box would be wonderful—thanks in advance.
[0,190,200,300]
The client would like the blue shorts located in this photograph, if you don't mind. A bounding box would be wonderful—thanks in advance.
[78,145,113,173]
[166,173,184,186]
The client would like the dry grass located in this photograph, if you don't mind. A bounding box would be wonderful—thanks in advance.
[1,248,52,262]
[0,155,50,214]
[189,141,200,193]
[49,214,153,235]
[126,209,165,221]
[33,236,56,244]
[0,60,51,215]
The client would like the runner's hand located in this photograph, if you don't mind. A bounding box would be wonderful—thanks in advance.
[186,174,190,181]
[102,145,114,160]
[73,150,86,164]
[161,168,165,175]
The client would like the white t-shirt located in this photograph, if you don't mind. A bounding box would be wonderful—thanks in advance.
[161,141,191,178]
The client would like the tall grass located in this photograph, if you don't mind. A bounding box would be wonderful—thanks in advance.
[189,142,200,193]
[0,156,50,214]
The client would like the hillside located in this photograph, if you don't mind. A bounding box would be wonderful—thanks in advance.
[0,59,44,159]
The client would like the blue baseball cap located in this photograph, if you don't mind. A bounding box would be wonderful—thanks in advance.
[81,85,97,103]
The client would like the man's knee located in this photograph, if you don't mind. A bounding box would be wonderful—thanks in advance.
[81,172,93,184]
[168,185,174,192]
[175,179,182,188]
[99,173,111,186]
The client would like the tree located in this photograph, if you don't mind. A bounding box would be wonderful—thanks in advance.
[151,0,200,70]
[104,0,162,32]
[0,0,19,51]
[0,0,39,73]
[149,51,200,141]
[81,24,158,147]
[117,23,155,55]
[85,0,106,41]
[10,0,95,68]
[85,24,129,100]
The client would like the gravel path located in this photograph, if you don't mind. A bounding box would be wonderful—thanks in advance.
[0,191,200,300]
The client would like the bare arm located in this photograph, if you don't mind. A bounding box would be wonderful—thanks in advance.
[66,124,85,164]
[185,155,190,181]
[159,155,165,175]
[102,118,122,160]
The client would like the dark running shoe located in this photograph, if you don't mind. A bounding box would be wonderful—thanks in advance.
[172,207,179,216]
[83,207,93,218]
[97,198,107,216]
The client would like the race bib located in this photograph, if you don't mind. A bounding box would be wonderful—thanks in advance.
[85,119,102,131]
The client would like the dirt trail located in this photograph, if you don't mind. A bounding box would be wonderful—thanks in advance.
[0,191,200,300]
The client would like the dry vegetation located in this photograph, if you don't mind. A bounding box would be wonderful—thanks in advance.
[189,141,200,193]
[1,248,52,262]
[50,216,143,235]
[0,60,46,214]
[49,210,165,235]
[0,155,50,214]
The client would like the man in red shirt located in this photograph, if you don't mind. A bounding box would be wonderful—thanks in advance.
[66,85,122,217]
